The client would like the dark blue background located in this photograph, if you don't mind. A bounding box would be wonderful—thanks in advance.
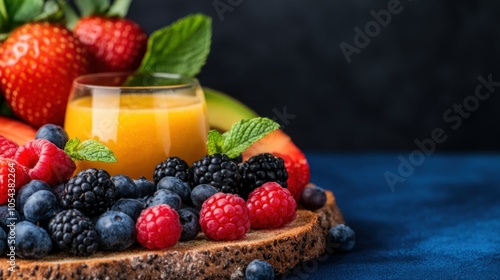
[127,0,500,152]
[292,153,500,279]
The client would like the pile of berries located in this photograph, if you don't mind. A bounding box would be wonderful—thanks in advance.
[0,124,335,261]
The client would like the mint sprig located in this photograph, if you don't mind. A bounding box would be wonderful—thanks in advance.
[138,14,212,77]
[64,138,117,163]
[207,117,280,159]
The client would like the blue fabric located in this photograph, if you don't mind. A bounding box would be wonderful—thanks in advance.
[289,153,500,280]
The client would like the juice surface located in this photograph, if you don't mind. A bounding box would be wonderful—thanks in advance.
[65,93,208,180]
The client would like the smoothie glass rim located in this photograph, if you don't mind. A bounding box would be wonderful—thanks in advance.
[72,72,200,91]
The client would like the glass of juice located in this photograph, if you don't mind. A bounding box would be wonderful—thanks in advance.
[64,72,208,180]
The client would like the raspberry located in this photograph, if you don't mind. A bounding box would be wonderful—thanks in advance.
[247,182,297,229]
[0,158,31,204]
[14,139,76,186]
[238,153,288,199]
[0,135,19,159]
[135,204,182,249]
[273,152,310,202]
[199,193,250,241]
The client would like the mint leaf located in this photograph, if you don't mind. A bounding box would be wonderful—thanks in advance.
[138,14,212,77]
[207,130,224,155]
[205,117,279,158]
[64,138,80,155]
[65,138,117,163]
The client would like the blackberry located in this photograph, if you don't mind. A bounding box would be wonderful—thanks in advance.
[48,209,99,256]
[191,154,242,194]
[238,153,288,198]
[153,157,192,186]
[61,168,116,217]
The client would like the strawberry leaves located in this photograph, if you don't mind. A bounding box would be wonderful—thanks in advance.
[0,0,65,40]
[74,0,132,17]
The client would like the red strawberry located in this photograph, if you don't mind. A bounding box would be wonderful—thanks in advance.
[0,158,31,205]
[14,139,75,186]
[0,23,90,128]
[274,152,310,202]
[74,16,148,73]
[0,135,19,159]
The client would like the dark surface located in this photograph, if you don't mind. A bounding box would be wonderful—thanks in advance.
[291,153,500,279]
[127,0,500,151]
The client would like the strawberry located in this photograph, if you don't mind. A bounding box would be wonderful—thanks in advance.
[0,23,90,128]
[0,158,31,205]
[274,152,311,202]
[243,129,311,201]
[74,16,148,73]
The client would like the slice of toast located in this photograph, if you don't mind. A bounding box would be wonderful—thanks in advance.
[1,190,344,279]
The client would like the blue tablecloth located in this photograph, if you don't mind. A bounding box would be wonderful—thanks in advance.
[290,153,500,280]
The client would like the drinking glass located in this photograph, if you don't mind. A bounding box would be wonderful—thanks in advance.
[64,72,208,180]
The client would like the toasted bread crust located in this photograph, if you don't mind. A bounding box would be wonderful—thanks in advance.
[1,190,343,279]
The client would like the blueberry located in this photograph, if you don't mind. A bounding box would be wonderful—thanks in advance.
[95,210,136,251]
[300,186,327,211]
[177,208,200,241]
[15,221,52,259]
[133,177,156,198]
[245,259,275,280]
[190,184,218,209]
[0,227,7,255]
[147,189,182,210]
[111,175,138,199]
[327,224,356,252]
[16,180,52,212]
[157,176,191,203]
[180,205,200,218]
[111,198,145,221]
[35,124,69,149]
[23,190,59,223]
[0,205,22,230]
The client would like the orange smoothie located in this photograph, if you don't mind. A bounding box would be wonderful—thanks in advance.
[64,93,208,180]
